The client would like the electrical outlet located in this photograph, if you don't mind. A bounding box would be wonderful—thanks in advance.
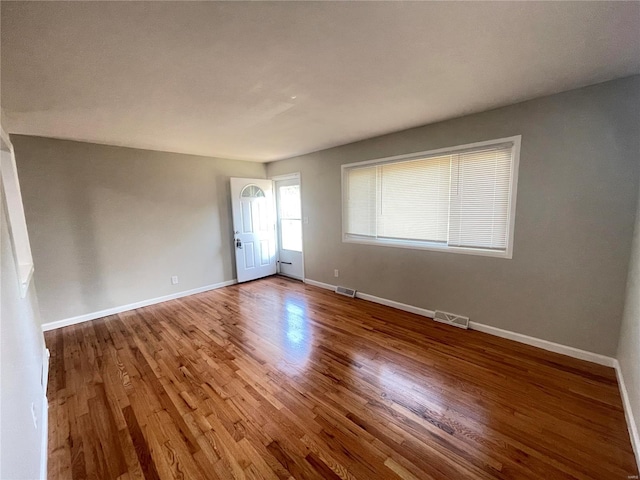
[31,402,37,429]
[334,269,339,277]
[171,275,179,285]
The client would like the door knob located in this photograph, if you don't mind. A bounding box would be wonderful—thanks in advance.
[236,238,243,249]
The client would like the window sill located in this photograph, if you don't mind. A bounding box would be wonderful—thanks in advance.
[342,236,512,259]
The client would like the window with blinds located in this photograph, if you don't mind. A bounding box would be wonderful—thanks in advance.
[342,137,520,258]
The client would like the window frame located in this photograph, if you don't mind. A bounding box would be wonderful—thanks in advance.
[1,126,35,296]
[276,181,303,253]
[341,135,521,259]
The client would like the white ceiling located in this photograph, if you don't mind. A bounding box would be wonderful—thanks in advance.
[2,1,639,162]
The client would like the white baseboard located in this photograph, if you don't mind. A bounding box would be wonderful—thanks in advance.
[468,321,616,367]
[615,361,640,471]
[355,291,435,318]
[303,278,336,291]
[304,278,436,317]
[41,279,237,331]
[303,278,615,367]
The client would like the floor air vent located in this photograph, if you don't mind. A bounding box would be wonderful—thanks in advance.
[335,286,357,298]
[433,310,469,329]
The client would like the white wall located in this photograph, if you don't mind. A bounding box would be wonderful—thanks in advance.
[1,152,47,479]
[618,174,640,467]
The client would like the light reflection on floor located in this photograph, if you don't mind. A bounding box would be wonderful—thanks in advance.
[279,297,312,372]
[380,364,428,399]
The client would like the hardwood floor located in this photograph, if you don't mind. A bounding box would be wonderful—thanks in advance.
[45,276,638,480]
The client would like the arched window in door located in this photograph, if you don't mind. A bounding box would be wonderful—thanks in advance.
[240,184,265,198]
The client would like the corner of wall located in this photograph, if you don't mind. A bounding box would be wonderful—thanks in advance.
[616,164,640,471]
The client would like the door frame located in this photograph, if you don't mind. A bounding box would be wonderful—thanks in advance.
[270,172,305,282]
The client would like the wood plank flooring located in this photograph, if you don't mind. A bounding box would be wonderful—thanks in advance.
[45,276,638,479]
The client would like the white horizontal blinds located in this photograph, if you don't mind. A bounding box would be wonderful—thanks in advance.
[448,144,514,249]
[378,155,450,242]
[344,140,516,253]
[345,166,377,237]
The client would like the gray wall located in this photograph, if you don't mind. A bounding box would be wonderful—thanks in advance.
[267,76,640,357]
[618,171,640,464]
[13,136,266,324]
[1,170,47,479]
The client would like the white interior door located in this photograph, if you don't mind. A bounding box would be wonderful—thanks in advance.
[275,177,304,280]
[230,178,277,283]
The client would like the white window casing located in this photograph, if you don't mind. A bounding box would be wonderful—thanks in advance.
[341,136,521,259]
[1,127,35,296]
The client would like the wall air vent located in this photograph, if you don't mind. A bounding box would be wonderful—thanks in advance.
[335,286,356,298]
[433,310,469,329]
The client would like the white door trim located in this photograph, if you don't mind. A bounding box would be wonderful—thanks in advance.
[270,172,300,182]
